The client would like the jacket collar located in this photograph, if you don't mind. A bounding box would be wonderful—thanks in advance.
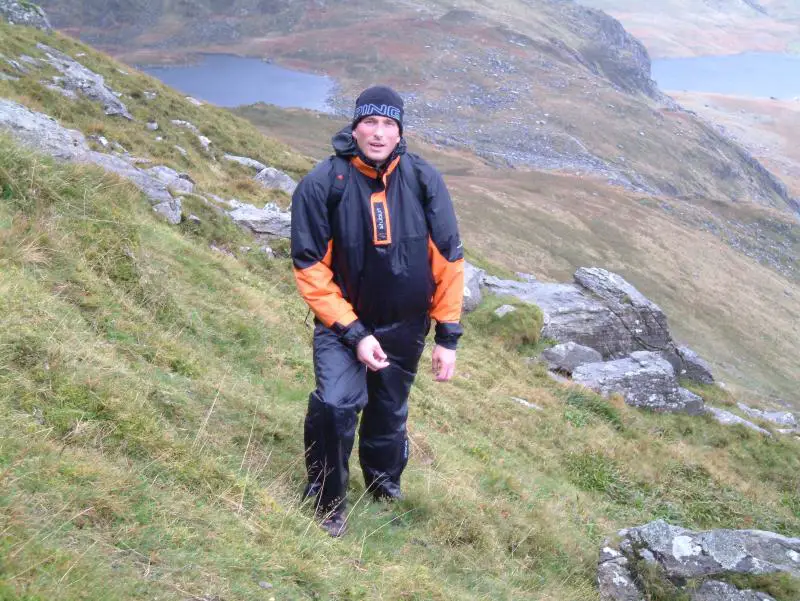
[352,155,400,180]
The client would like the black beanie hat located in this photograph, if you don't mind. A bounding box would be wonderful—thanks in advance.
[352,85,404,134]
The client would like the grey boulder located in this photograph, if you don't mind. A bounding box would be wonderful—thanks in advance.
[624,519,800,579]
[223,154,267,172]
[226,200,291,239]
[737,403,797,428]
[541,342,602,375]
[0,1,52,30]
[691,581,775,601]
[574,267,673,355]
[494,304,516,318]
[597,554,642,601]
[171,119,200,134]
[598,520,798,600]
[254,167,297,196]
[89,154,181,223]
[572,351,705,414]
[707,407,772,436]
[36,44,133,120]
[144,166,195,195]
[0,98,86,159]
[677,346,715,384]
[462,261,484,313]
[481,268,677,359]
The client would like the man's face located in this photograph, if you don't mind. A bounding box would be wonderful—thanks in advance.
[352,116,401,164]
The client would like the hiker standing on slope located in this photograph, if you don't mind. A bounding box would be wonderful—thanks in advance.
[290,86,465,537]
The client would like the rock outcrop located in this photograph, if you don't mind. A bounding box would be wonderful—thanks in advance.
[559,2,660,100]
[223,154,267,172]
[0,1,52,30]
[478,265,715,384]
[254,166,297,196]
[573,351,705,415]
[462,262,484,313]
[482,268,677,361]
[541,342,602,375]
[706,407,772,436]
[598,519,799,600]
[677,346,715,384]
[223,200,291,239]
[473,264,725,414]
[0,99,181,223]
[144,165,195,195]
[692,580,775,601]
[36,44,133,120]
[737,403,797,428]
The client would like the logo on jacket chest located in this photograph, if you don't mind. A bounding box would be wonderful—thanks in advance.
[370,193,391,246]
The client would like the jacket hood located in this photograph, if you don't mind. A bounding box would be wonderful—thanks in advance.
[331,125,406,166]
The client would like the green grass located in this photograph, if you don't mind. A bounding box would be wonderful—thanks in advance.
[716,573,800,601]
[2,134,798,600]
[0,20,799,601]
[463,295,544,350]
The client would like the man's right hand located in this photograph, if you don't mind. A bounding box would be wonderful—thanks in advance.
[356,335,390,371]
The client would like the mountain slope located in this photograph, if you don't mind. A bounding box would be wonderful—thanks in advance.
[577,0,800,57]
[33,0,799,216]
[1,17,800,601]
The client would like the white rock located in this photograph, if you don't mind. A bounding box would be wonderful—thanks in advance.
[494,304,516,318]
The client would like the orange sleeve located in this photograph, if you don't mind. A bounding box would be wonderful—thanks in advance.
[293,241,358,328]
[428,237,465,323]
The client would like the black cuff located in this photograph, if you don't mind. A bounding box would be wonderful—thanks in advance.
[434,322,463,350]
[334,319,371,350]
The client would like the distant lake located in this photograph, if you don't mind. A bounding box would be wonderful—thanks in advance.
[140,54,335,111]
[652,53,800,99]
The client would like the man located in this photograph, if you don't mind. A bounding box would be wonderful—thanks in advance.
[290,85,464,537]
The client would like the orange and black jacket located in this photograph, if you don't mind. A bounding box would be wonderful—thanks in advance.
[291,128,464,350]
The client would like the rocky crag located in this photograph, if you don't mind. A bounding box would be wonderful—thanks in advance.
[0,0,51,30]
[464,263,800,434]
[598,519,800,600]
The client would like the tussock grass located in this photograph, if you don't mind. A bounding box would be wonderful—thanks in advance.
[463,295,544,350]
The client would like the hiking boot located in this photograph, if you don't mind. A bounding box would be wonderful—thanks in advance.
[370,482,403,502]
[372,489,403,502]
[319,512,348,538]
[302,481,322,501]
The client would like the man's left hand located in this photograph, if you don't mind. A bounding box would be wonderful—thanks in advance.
[432,345,456,382]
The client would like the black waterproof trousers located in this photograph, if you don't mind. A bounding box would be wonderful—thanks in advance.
[304,315,429,514]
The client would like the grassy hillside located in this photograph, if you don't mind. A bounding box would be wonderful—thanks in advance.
[578,0,800,57]
[3,121,800,601]
[670,91,800,197]
[1,21,799,601]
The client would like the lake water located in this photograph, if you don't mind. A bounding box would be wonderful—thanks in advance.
[651,53,800,99]
[140,54,335,111]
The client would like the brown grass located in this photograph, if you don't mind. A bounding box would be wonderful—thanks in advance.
[578,1,800,57]
[671,91,800,196]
